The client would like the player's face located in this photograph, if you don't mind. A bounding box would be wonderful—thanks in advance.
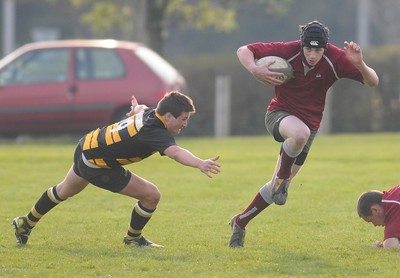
[165,112,191,135]
[302,47,325,66]
[362,205,385,227]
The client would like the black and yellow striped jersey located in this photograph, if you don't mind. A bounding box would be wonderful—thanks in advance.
[80,108,176,168]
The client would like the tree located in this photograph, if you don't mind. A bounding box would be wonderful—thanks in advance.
[46,0,291,55]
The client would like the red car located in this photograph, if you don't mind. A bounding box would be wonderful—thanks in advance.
[0,39,186,135]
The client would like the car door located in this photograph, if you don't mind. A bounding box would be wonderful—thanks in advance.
[0,48,74,134]
[70,47,129,129]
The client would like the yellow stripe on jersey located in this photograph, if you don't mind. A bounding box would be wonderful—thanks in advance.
[105,125,113,145]
[83,128,100,150]
[106,123,123,145]
[116,157,143,165]
[116,158,132,165]
[89,158,111,169]
[130,157,143,162]
[112,125,122,143]
[127,121,137,137]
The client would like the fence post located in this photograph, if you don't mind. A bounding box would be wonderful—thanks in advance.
[320,87,332,134]
[2,0,16,56]
[214,75,231,137]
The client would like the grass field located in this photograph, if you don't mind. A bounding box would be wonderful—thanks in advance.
[0,133,399,277]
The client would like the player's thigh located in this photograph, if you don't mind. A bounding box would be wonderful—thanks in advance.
[56,165,90,199]
[279,115,310,141]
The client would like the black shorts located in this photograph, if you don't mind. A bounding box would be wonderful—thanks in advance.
[73,143,132,193]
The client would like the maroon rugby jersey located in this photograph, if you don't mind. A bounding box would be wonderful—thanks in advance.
[247,40,364,130]
[382,185,400,240]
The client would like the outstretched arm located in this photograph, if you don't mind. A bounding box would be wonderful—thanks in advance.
[164,145,221,178]
[343,41,379,87]
[374,237,400,248]
[126,96,148,117]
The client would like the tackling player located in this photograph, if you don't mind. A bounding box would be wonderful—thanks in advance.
[12,91,221,248]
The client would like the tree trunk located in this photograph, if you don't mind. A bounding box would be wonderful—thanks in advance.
[145,0,169,56]
[131,0,147,44]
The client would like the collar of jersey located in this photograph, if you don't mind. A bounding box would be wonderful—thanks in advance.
[155,112,167,128]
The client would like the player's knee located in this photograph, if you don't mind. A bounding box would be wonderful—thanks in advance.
[152,187,161,202]
[146,185,161,206]
[293,127,310,146]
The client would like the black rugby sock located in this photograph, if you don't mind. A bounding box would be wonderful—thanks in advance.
[126,202,155,240]
[26,186,64,228]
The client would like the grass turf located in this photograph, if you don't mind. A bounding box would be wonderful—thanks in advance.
[0,133,399,277]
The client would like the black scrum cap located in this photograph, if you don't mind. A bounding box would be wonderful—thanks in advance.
[300,21,329,49]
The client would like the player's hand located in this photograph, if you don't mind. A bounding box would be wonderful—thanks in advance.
[343,41,363,66]
[373,241,383,248]
[253,60,285,86]
[126,96,139,117]
[199,156,221,178]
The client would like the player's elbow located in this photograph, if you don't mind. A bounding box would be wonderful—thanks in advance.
[382,237,400,248]
[364,73,379,87]
[366,78,379,88]
[237,46,250,57]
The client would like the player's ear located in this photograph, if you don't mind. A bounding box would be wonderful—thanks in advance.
[164,112,173,122]
[370,204,382,215]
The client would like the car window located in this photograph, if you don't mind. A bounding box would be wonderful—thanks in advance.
[135,46,178,83]
[75,48,125,80]
[0,49,69,85]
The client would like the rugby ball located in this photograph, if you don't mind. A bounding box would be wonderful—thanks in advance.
[255,56,293,82]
